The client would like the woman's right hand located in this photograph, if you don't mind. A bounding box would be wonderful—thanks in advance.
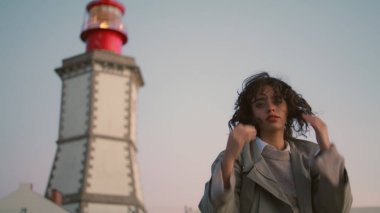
[221,124,257,188]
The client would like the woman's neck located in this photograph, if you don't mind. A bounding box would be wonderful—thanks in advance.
[260,131,286,150]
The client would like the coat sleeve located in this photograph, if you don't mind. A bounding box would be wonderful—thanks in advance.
[199,152,242,213]
[310,144,353,213]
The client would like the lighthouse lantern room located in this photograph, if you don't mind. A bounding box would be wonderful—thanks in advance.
[81,0,128,54]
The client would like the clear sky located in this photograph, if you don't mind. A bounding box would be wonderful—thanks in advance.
[1,0,379,212]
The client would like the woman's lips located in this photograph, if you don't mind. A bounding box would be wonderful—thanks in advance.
[266,115,280,122]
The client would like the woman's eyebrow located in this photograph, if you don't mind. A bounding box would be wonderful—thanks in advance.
[251,97,266,103]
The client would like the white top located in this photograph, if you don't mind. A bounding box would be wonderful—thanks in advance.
[255,137,291,154]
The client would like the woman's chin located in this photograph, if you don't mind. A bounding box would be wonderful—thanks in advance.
[262,124,284,133]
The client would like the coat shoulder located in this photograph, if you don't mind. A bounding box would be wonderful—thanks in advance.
[210,150,230,173]
[289,138,319,157]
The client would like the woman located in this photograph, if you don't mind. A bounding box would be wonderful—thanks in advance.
[199,72,352,213]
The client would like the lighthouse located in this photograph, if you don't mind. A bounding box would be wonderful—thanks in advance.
[45,1,146,212]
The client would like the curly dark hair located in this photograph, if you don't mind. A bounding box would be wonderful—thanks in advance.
[228,72,313,140]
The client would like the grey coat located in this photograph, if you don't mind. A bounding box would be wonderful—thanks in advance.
[199,139,353,213]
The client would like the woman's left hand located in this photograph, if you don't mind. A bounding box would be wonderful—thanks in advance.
[302,114,332,151]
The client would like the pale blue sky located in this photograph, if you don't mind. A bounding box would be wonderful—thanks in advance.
[1,1,379,212]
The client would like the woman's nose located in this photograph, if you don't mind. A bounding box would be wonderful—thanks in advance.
[267,102,275,112]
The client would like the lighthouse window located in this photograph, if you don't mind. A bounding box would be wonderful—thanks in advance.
[84,5,123,31]
[90,5,122,20]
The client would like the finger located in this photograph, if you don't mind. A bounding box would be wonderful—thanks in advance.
[302,114,328,133]
[301,113,313,122]
[302,113,319,125]
[247,129,257,142]
[240,124,256,132]
[240,123,256,129]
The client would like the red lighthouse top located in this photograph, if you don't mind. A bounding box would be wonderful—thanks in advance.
[80,0,128,54]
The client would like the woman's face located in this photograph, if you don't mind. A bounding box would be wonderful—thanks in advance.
[251,85,288,135]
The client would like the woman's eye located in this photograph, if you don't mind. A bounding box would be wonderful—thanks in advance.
[254,102,265,108]
[274,97,283,105]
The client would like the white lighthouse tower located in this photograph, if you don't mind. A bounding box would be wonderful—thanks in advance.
[45,1,146,212]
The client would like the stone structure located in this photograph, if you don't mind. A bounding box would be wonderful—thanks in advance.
[45,1,146,212]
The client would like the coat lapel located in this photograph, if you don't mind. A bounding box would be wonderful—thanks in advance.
[289,141,313,213]
[244,140,291,206]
